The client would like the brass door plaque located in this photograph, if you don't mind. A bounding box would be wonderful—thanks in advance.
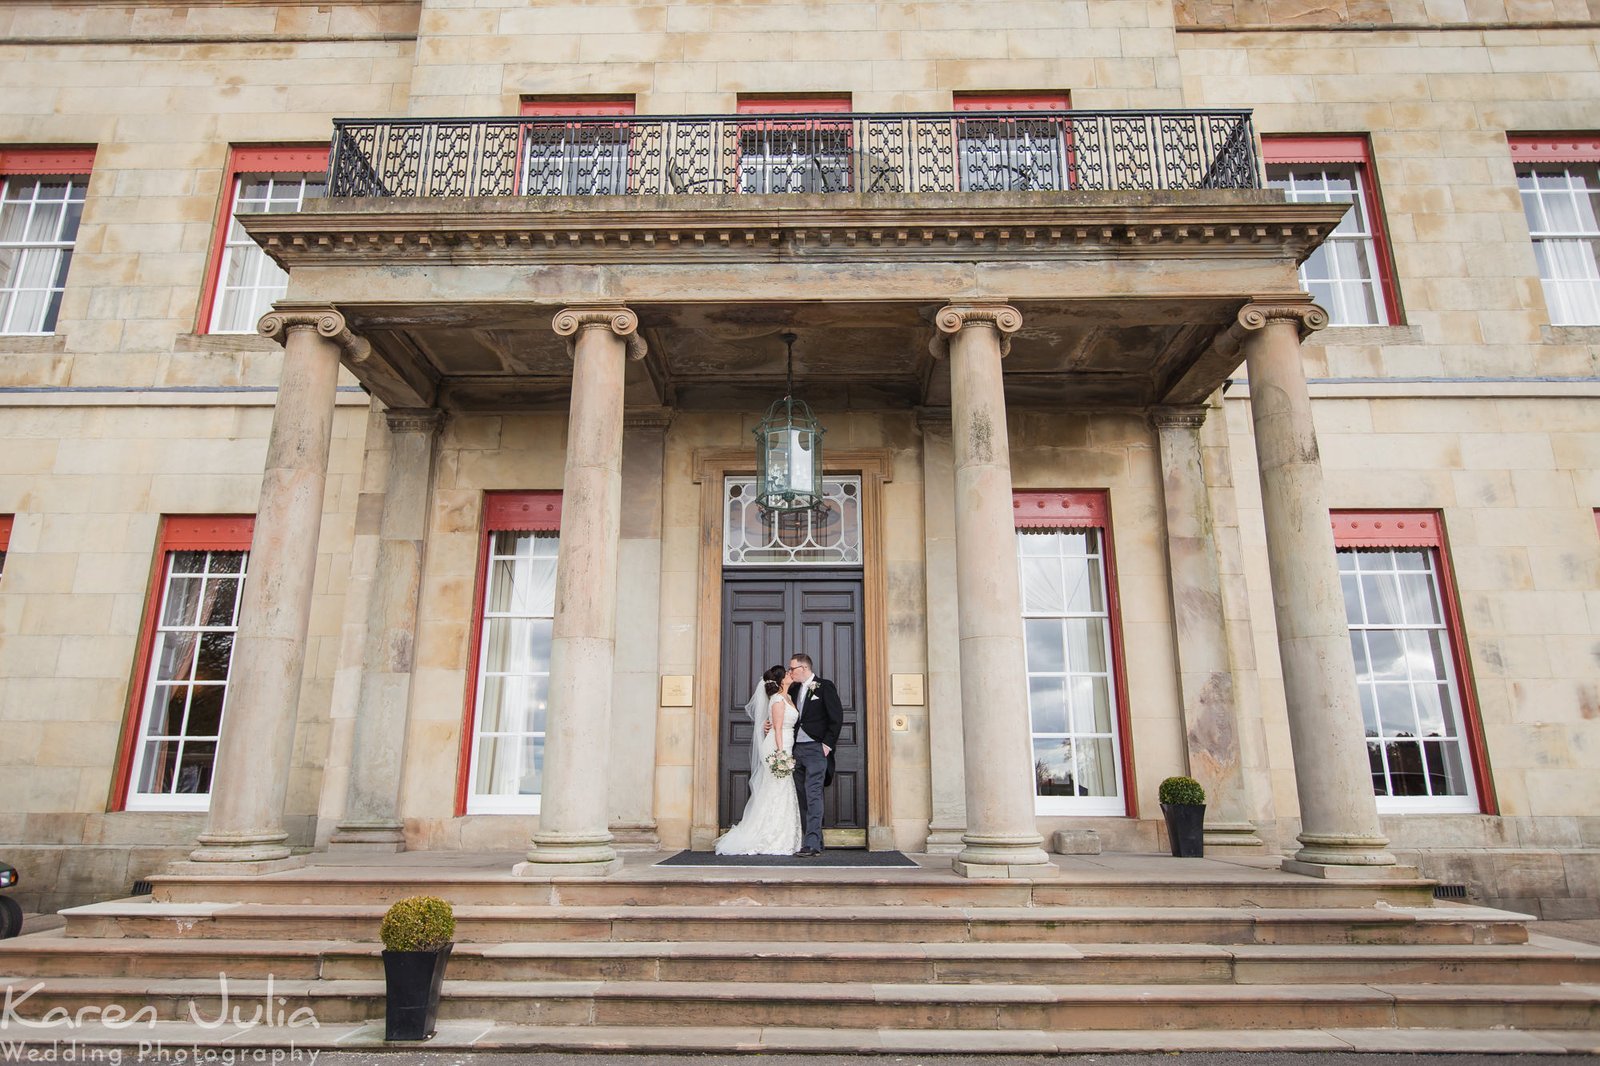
[660,674,693,707]
[890,673,925,706]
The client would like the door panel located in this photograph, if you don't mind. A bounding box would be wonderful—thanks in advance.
[719,572,867,841]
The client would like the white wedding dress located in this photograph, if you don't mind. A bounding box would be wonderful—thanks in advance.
[715,692,803,855]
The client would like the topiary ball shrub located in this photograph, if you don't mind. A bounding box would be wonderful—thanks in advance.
[1158,775,1206,807]
[380,895,455,952]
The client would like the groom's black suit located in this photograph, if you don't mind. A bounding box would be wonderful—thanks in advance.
[789,676,843,853]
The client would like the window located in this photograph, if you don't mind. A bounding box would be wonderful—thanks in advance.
[461,492,562,814]
[1510,136,1600,326]
[735,96,853,194]
[519,98,636,197]
[1263,136,1398,326]
[954,93,1071,192]
[0,514,11,580]
[723,476,862,566]
[201,146,327,334]
[118,516,253,811]
[1333,511,1491,814]
[1015,492,1132,816]
[0,148,94,335]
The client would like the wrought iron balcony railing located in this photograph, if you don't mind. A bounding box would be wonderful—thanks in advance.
[328,110,1259,199]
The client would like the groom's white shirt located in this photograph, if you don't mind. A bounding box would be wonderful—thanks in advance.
[795,677,819,744]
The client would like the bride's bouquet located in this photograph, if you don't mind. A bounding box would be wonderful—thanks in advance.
[766,749,797,779]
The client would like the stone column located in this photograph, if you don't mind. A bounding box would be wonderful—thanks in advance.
[1239,300,1394,874]
[190,308,364,865]
[932,304,1055,879]
[330,408,443,851]
[516,306,645,878]
[917,407,966,853]
[1150,404,1261,850]
[608,407,670,848]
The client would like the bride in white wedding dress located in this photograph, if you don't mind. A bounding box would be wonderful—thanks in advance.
[715,664,803,856]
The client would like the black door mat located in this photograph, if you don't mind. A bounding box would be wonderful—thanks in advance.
[654,849,920,868]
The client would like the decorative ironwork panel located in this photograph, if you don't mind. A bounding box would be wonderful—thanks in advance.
[327,111,1260,198]
[724,476,863,567]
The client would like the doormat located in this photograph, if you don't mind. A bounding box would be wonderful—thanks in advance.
[655,849,919,868]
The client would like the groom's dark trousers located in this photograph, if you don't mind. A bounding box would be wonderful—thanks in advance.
[793,742,828,853]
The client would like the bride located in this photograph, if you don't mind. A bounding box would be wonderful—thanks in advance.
[715,664,803,856]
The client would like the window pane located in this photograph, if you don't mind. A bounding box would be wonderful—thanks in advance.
[1032,738,1077,796]
[1024,618,1065,674]
[1028,676,1068,733]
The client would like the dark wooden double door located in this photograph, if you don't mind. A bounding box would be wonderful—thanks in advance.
[719,570,866,844]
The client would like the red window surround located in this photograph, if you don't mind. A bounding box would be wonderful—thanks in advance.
[518,97,636,117]
[1508,135,1600,165]
[735,95,852,114]
[1331,510,1496,814]
[196,145,328,335]
[1262,134,1401,326]
[1012,490,1138,817]
[455,491,564,815]
[112,515,255,810]
[0,147,97,176]
[0,514,11,549]
[953,92,1071,111]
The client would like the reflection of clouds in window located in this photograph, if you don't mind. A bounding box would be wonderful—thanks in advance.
[1338,546,1472,804]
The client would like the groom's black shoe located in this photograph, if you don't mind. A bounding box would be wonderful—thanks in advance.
[796,847,821,857]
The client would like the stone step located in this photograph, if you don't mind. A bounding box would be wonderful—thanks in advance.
[146,871,1437,910]
[2,977,1595,1031]
[4,934,1594,985]
[58,900,1530,947]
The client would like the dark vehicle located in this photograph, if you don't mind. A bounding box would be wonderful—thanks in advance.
[0,862,21,938]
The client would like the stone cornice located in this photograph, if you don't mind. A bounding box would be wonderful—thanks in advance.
[243,199,1349,270]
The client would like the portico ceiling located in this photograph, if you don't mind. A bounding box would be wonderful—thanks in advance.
[244,191,1347,412]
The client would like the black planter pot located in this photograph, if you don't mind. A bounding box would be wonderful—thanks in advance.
[382,943,453,1041]
[1160,802,1206,858]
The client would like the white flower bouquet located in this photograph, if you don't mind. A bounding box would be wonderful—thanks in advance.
[766,749,797,779]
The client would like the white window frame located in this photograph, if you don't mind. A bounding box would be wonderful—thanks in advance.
[466,528,560,814]
[1339,546,1479,814]
[0,173,88,336]
[208,172,324,334]
[521,122,632,196]
[126,547,249,812]
[1018,526,1126,816]
[1517,160,1600,326]
[1268,162,1391,326]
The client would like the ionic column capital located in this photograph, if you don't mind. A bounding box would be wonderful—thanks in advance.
[1148,405,1209,431]
[1237,299,1329,339]
[929,302,1022,359]
[384,408,446,436]
[553,305,648,361]
[258,306,370,361]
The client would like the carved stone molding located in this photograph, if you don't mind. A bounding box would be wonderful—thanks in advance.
[1237,299,1329,339]
[384,407,445,435]
[552,305,649,362]
[928,303,1023,359]
[257,307,369,361]
[915,405,952,431]
[624,405,674,429]
[1148,405,1209,431]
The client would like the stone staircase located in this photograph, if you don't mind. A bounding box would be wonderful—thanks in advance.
[2,852,1598,1052]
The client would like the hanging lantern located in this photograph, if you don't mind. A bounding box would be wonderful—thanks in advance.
[754,332,825,513]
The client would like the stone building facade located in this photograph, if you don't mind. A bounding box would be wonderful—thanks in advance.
[1,0,1597,915]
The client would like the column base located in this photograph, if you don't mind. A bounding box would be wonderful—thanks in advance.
[608,822,661,850]
[924,824,967,855]
[513,857,626,879]
[955,834,1057,878]
[1281,859,1420,881]
[329,821,407,852]
[168,854,307,877]
[1203,820,1264,849]
[1291,832,1396,869]
[189,832,293,865]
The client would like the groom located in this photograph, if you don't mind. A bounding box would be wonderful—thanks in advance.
[787,652,842,857]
